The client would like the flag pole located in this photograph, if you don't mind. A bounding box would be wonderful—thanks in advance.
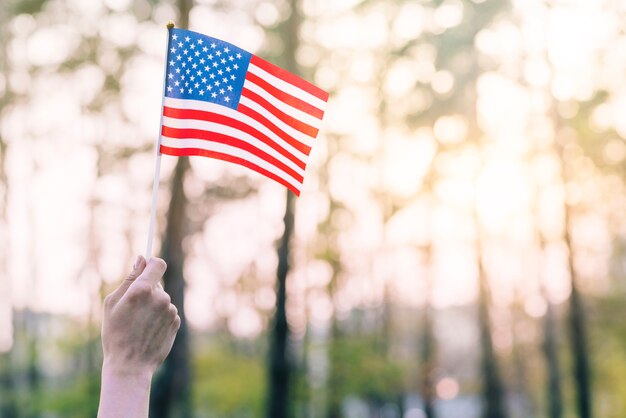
[146,21,175,259]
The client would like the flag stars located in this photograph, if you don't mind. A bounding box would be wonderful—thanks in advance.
[180,75,185,81]
[211,42,217,48]
[188,88,193,93]
[176,54,182,61]
[190,75,195,81]
[178,42,183,47]
[201,77,207,83]
[208,54,214,60]
[236,53,242,59]
[224,96,230,103]
[219,88,225,95]
[211,92,217,98]
[199,90,204,96]
[192,63,197,69]
[224,47,230,53]
[169,60,175,66]
[186,69,191,74]
[197,70,203,76]
[167,86,173,92]
[187,56,192,62]
[214,80,220,86]
[194,82,200,89]
[216,50,222,57]
[180,87,185,93]
[228,56,234,62]
[222,77,228,83]
[197,39,203,45]
[190,44,195,50]
[175,67,181,73]
[168,73,174,79]
[172,34,178,40]
[199,58,205,64]
[217,69,223,76]
[203,46,208,52]
[209,73,215,79]
[227,85,233,92]
[185,36,191,42]
[174,80,180,86]
[233,64,239,70]
[221,58,226,64]
[170,47,176,53]
[213,62,218,68]
[230,74,236,80]
[225,67,231,72]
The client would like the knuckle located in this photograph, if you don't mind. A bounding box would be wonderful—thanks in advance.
[127,283,151,301]
[154,292,171,309]
[173,315,181,330]
[103,294,115,308]
[168,304,178,317]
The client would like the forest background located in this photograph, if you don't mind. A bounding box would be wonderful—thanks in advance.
[0,0,625,417]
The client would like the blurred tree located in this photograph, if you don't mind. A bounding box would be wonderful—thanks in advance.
[476,244,508,418]
[0,2,17,415]
[150,1,193,418]
[265,0,301,417]
[542,294,564,418]
[552,110,593,418]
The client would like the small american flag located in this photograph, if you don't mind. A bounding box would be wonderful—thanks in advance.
[160,28,329,196]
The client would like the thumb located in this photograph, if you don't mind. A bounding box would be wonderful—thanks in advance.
[110,255,147,301]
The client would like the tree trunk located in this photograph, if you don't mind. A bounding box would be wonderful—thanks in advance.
[420,304,436,418]
[150,155,192,418]
[266,0,301,416]
[420,245,436,418]
[565,226,592,418]
[477,260,508,418]
[149,2,193,417]
[267,190,296,418]
[554,118,592,418]
[542,300,563,418]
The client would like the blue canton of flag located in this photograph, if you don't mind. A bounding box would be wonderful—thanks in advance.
[165,28,251,110]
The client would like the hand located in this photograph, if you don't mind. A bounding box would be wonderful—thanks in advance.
[98,256,181,418]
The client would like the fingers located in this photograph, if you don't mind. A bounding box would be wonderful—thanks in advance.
[105,256,147,306]
[133,257,167,288]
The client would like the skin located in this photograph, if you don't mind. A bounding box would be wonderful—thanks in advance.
[97,256,180,418]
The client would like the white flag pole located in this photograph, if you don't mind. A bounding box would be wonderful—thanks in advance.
[145,21,175,259]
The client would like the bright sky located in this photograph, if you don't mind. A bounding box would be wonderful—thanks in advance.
[1,0,625,351]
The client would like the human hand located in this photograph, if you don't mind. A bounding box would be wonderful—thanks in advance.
[101,256,181,377]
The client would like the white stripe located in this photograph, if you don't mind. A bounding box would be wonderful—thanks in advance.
[162,116,305,176]
[239,96,314,148]
[243,79,323,129]
[248,63,327,111]
[161,136,302,190]
[164,97,311,156]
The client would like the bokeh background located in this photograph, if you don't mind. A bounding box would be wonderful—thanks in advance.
[1,0,626,417]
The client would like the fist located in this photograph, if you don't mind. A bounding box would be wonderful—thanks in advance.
[101,256,181,377]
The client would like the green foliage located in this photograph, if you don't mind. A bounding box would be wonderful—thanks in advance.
[329,334,406,403]
[192,343,266,418]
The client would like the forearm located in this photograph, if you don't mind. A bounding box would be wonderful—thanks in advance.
[97,365,153,418]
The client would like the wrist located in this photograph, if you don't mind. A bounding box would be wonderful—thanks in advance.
[101,359,155,384]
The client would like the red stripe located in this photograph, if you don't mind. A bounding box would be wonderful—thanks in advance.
[161,125,304,183]
[163,106,307,169]
[241,88,319,138]
[237,103,312,155]
[245,72,325,119]
[160,145,301,196]
[250,55,329,102]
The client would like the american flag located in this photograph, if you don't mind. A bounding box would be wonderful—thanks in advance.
[159,28,329,196]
